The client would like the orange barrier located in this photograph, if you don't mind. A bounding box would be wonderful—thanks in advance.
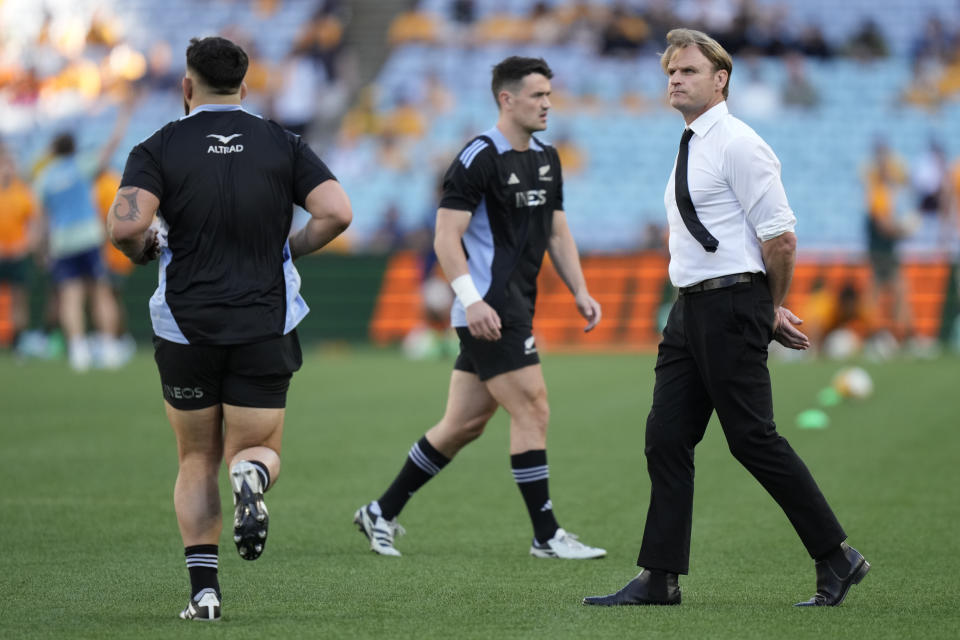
[787,262,950,338]
[2,252,948,349]
[533,253,669,349]
[369,252,426,345]
[369,251,953,348]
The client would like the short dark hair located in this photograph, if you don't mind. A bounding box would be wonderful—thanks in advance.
[185,36,249,94]
[51,133,76,157]
[491,56,553,106]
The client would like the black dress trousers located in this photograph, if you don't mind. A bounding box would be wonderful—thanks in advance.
[636,279,846,574]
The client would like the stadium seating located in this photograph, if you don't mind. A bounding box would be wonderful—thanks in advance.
[5,0,958,254]
[323,0,960,252]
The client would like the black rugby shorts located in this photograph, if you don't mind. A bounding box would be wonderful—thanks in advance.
[453,324,540,381]
[153,331,302,410]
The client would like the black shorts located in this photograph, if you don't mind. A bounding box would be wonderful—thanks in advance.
[453,324,540,381]
[0,256,30,284]
[153,331,302,410]
[868,250,898,284]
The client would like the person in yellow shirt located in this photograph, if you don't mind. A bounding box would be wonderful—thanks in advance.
[95,167,136,354]
[0,147,38,348]
[863,138,913,340]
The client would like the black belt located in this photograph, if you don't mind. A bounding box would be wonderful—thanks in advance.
[678,272,764,295]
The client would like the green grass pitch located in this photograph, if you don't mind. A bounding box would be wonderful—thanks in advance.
[2,348,959,639]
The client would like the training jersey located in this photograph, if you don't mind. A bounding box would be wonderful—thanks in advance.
[34,156,103,259]
[120,104,335,345]
[440,126,563,328]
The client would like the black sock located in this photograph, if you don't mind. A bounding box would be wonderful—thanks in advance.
[377,436,450,520]
[184,544,219,598]
[247,460,270,491]
[511,449,559,544]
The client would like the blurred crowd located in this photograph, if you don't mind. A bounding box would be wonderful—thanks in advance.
[0,0,355,142]
[903,14,960,111]
[387,0,876,59]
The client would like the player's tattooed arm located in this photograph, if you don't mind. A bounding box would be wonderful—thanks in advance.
[107,186,161,264]
[111,186,141,222]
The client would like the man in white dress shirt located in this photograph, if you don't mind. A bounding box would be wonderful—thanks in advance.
[583,29,870,608]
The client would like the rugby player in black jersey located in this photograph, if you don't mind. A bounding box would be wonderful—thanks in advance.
[109,36,351,621]
[355,56,605,561]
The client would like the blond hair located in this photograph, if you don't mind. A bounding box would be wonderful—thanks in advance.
[660,28,733,99]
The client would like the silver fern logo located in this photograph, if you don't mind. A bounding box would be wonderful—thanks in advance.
[524,336,537,355]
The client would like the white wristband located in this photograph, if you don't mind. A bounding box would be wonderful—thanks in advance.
[450,274,483,307]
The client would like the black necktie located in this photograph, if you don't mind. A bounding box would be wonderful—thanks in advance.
[675,128,719,253]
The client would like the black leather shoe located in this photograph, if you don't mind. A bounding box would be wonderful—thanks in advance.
[582,569,681,606]
[795,542,870,607]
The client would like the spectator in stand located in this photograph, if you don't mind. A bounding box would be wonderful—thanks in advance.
[339,87,382,142]
[529,2,565,46]
[912,138,949,221]
[560,1,603,52]
[282,10,353,142]
[292,6,346,82]
[796,23,834,60]
[473,9,534,44]
[676,0,738,48]
[388,1,441,47]
[553,132,587,175]
[0,146,38,350]
[599,4,651,57]
[139,41,181,94]
[377,131,413,172]
[224,32,272,102]
[423,72,455,116]
[910,15,955,66]
[447,0,477,43]
[781,52,820,110]
[383,93,427,139]
[845,18,889,61]
[755,4,794,56]
[643,0,683,43]
[935,40,960,99]
[900,15,959,109]
[902,50,947,110]
[451,0,475,26]
[271,49,323,137]
[728,55,779,119]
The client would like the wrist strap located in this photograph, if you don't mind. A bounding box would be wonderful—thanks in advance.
[450,274,482,307]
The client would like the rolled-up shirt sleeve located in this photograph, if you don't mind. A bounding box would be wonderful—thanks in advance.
[725,135,797,241]
[748,177,796,240]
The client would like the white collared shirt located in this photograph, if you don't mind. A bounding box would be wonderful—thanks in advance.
[664,101,796,287]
